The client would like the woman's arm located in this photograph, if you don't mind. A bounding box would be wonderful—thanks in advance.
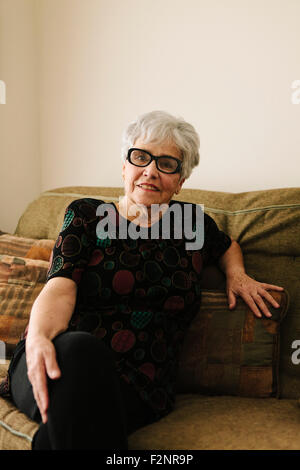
[218,238,284,318]
[25,277,77,423]
[26,277,77,341]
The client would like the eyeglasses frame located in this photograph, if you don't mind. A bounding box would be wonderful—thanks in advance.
[127,147,182,174]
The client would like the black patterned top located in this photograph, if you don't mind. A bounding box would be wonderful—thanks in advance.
[44,198,231,421]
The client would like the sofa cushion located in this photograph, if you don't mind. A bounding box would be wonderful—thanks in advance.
[0,392,299,450]
[0,233,54,261]
[0,361,37,450]
[0,255,49,359]
[129,395,300,450]
[0,396,37,450]
[14,187,125,240]
[176,289,289,398]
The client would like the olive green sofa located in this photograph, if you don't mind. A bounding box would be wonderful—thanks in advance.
[0,185,299,450]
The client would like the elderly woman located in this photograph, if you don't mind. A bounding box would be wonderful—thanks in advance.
[6,111,283,450]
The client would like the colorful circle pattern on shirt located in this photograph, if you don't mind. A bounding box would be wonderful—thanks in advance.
[46,198,232,420]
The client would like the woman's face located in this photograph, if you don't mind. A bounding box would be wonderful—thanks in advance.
[122,138,186,211]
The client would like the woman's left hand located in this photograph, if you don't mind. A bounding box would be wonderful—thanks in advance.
[226,271,284,318]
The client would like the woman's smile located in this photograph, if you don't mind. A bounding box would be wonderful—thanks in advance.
[136,183,159,192]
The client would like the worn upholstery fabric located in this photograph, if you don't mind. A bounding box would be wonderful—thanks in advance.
[176,289,289,397]
[0,362,38,450]
[0,255,49,358]
[128,394,300,450]
[0,234,54,261]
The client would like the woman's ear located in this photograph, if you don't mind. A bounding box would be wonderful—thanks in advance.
[176,177,185,194]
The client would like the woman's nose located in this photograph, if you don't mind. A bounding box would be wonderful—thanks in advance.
[143,160,159,177]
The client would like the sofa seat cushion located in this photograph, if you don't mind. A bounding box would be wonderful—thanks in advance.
[0,396,38,450]
[0,378,299,450]
[129,394,300,450]
[0,361,37,450]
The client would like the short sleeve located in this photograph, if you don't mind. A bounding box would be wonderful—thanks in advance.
[46,198,99,285]
[202,213,232,266]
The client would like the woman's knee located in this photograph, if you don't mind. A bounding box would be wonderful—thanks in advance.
[49,331,122,408]
[52,331,115,372]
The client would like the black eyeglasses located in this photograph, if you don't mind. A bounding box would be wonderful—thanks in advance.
[127,148,182,174]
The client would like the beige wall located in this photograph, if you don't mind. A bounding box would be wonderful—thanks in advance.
[1,0,300,233]
[38,0,300,194]
[0,0,40,233]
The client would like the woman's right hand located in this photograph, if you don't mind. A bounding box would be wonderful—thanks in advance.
[25,335,61,424]
[24,277,77,423]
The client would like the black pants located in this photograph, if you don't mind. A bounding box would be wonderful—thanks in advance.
[9,331,157,450]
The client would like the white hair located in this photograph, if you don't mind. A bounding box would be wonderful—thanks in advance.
[121,110,200,180]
